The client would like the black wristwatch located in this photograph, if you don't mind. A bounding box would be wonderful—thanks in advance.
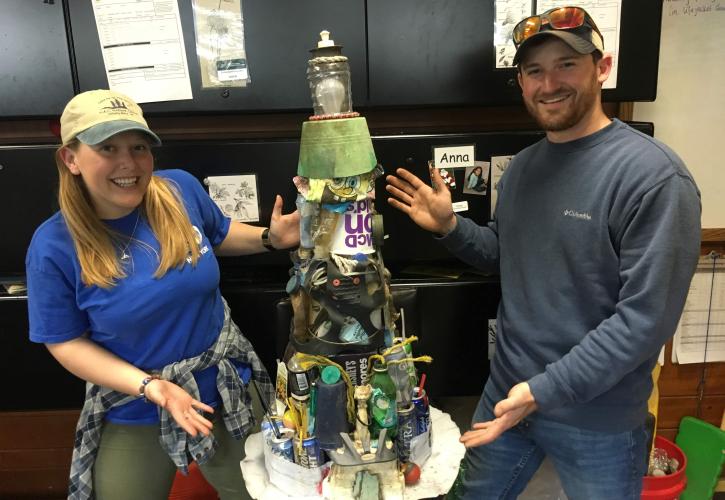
[261,228,275,251]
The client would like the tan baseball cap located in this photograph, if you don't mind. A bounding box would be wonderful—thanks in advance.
[60,89,161,146]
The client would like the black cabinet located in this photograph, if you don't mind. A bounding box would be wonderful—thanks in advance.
[397,278,498,398]
[68,0,367,114]
[0,0,75,117]
[367,0,504,107]
[0,1,664,119]
[1,277,496,411]
[1,297,85,411]
[366,0,663,106]
[0,145,59,279]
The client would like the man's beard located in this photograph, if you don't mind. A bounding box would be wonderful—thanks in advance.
[524,75,599,132]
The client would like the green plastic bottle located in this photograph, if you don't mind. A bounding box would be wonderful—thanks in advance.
[368,361,398,439]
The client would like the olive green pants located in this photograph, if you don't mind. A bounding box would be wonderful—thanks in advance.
[93,395,262,500]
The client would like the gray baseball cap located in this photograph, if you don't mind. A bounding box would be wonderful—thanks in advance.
[513,25,604,66]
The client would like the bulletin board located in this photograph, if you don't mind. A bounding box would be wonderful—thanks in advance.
[633,1,725,228]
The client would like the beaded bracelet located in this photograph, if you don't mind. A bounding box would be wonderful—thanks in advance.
[138,374,161,403]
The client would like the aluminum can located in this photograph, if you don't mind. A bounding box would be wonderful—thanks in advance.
[261,416,284,444]
[393,337,417,381]
[412,387,430,435]
[270,428,295,463]
[384,344,414,407]
[396,404,416,463]
[295,436,323,469]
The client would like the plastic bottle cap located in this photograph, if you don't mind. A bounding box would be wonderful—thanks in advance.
[318,30,335,48]
[321,365,341,384]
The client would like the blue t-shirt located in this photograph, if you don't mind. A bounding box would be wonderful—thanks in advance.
[26,169,249,424]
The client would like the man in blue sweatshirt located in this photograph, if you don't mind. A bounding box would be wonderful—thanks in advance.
[386,7,701,499]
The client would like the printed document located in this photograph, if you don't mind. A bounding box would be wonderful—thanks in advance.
[91,0,193,103]
[672,254,725,364]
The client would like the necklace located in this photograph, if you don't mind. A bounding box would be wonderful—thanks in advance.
[119,210,141,262]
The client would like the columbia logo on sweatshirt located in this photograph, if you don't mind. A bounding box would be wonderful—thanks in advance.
[563,209,592,221]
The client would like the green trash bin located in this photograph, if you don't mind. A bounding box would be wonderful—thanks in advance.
[675,416,725,500]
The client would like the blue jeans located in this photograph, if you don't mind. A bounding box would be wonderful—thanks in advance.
[459,388,649,500]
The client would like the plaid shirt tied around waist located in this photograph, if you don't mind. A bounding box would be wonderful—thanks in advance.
[67,300,275,500]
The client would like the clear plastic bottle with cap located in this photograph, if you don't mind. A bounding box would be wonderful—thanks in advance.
[368,360,398,439]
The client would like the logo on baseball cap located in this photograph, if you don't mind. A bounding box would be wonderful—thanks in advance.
[60,89,161,146]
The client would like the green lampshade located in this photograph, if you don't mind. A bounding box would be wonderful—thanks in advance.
[298,117,377,178]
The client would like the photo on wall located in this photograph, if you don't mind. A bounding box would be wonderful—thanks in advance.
[462,161,490,196]
[206,173,260,222]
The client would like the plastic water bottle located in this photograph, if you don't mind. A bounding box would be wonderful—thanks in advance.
[368,361,397,439]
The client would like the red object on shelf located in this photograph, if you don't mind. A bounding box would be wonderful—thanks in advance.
[48,118,61,139]
[168,462,218,500]
[641,436,687,500]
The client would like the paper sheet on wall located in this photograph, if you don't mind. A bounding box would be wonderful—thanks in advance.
[490,155,513,217]
[91,0,193,103]
[191,0,250,88]
[207,175,260,223]
[633,3,725,228]
[672,255,725,364]
[536,0,622,89]
[494,1,534,68]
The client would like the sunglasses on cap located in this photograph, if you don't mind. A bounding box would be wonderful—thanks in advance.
[512,6,602,48]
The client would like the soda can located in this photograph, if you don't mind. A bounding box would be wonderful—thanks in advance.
[261,416,283,444]
[384,344,414,407]
[303,436,323,468]
[412,387,430,436]
[293,436,309,468]
[270,428,295,463]
[393,337,417,382]
[396,404,416,463]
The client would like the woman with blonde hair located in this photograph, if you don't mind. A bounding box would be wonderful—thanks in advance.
[26,89,300,499]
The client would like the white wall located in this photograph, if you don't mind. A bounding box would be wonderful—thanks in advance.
[633,0,725,228]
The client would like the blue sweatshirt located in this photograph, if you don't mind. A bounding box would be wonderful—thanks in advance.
[441,119,701,431]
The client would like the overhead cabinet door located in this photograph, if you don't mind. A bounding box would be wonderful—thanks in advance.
[68,0,367,114]
[366,0,509,107]
[0,1,75,117]
[366,0,662,107]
